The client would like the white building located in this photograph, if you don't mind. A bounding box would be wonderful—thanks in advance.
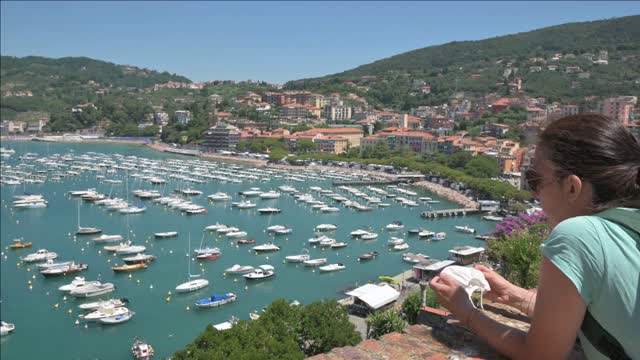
[175,110,191,125]
[324,105,352,121]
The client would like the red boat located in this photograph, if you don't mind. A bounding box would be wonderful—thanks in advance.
[236,238,256,244]
[196,253,219,260]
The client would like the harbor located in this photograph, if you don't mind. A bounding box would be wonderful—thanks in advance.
[0,141,495,359]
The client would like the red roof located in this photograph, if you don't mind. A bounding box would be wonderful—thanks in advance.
[306,128,363,135]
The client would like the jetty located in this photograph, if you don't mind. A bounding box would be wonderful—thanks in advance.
[332,179,401,186]
[420,208,479,218]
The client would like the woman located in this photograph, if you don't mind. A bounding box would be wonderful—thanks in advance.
[430,113,640,359]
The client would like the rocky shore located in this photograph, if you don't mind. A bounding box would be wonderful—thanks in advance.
[413,181,479,209]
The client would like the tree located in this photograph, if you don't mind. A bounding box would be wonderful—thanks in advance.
[366,309,407,339]
[447,151,473,169]
[464,156,500,178]
[296,139,317,153]
[299,300,361,356]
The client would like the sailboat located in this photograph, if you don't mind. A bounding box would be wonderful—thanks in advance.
[76,199,101,235]
[175,234,209,293]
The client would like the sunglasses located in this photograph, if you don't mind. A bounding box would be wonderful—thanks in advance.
[525,168,546,192]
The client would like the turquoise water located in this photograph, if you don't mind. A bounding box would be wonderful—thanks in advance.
[0,141,494,359]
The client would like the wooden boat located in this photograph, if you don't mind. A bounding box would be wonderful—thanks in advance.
[112,263,148,272]
[9,239,32,249]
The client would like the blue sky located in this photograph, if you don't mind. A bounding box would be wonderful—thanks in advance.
[1,1,638,83]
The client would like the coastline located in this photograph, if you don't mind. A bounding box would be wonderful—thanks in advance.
[2,136,478,208]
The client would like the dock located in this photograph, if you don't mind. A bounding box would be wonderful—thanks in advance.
[420,208,479,218]
[332,179,401,186]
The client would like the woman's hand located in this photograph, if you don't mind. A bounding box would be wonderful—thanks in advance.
[474,264,516,304]
[429,272,476,323]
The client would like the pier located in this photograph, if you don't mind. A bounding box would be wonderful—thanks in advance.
[420,208,479,218]
[332,179,401,186]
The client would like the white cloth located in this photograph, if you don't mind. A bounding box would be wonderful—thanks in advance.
[441,265,491,309]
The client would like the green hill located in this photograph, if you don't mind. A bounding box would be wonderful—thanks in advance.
[286,15,640,109]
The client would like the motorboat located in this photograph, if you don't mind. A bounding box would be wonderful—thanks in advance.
[77,227,102,235]
[185,207,208,215]
[285,251,310,263]
[359,251,379,261]
[385,221,404,231]
[360,232,379,240]
[393,243,410,251]
[194,293,237,308]
[99,310,135,325]
[315,224,337,232]
[483,215,504,222]
[131,337,155,360]
[112,263,148,272]
[115,245,146,255]
[233,201,257,209]
[402,253,430,264]
[226,230,248,238]
[119,206,146,214]
[92,234,124,243]
[70,282,115,298]
[387,237,405,246]
[123,254,156,264]
[408,228,424,235]
[418,230,436,238]
[240,189,263,197]
[224,264,255,274]
[266,225,287,232]
[320,206,340,212]
[273,228,292,235]
[21,249,58,263]
[81,305,130,321]
[36,259,72,270]
[154,231,178,238]
[207,192,232,201]
[41,263,88,277]
[308,235,331,244]
[454,225,476,234]
[1,321,15,336]
[204,223,227,231]
[236,238,256,245]
[215,226,236,234]
[350,229,370,237]
[8,239,32,249]
[330,242,347,249]
[78,298,129,311]
[243,265,275,280]
[303,258,327,267]
[433,232,447,241]
[257,207,281,214]
[252,243,280,252]
[59,277,99,292]
[175,278,209,293]
[319,263,346,272]
[104,242,132,252]
[319,237,336,247]
[193,247,221,256]
[196,252,220,260]
[259,191,281,199]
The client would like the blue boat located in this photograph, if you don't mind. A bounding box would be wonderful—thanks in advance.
[194,293,237,308]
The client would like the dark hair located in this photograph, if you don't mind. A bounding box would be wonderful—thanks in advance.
[537,113,640,211]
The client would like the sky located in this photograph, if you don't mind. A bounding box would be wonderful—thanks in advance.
[1,1,639,84]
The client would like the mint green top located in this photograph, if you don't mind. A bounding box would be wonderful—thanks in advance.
[541,208,640,360]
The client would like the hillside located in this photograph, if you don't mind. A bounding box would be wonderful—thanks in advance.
[286,15,640,109]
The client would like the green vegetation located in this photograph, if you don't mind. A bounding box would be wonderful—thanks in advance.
[287,16,640,107]
[366,309,408,339]
[173,299,360,359]
[401,291,422,325]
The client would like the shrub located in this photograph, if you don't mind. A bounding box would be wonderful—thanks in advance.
[366,309,407,339]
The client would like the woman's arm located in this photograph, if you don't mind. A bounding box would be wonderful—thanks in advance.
[475,265,538,318]
[431,257,587,359]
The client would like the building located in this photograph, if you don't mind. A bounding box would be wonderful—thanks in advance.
[602,96,637,126]
[526,107,547,122]
[175,110,191,125]
[560,104,579,118]
[7,121,26,133]
[345,283,400,315]
[448,246,485,266]
[154,112,169,126]
[280,104,317,119]
[324,105,352,121]
[361,129,437,154]
[313,135,350,154]
[201,123,240,151]
[263,92,285,105]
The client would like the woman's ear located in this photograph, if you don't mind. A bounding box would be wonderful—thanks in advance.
[565,175,583,203]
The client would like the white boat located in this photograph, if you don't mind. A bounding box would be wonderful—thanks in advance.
[433,232,447,241]
[319,238,336,247]
[115,245,146,255]
[243,265,275,280]
[385,221,404,230]
[226,231,248,238]
[320,206,340,212]
[418,230,435,238]
[1,321,15,336]
[13,201,47,208]
[204,223,226,231]
[81,305,130,321]
[36,259,72,270]
[78,298,129,311]
[21,249,58,263]
[154,231,178,238]
[266,225,287,232]
[99,310,135,324]
[315,224,337,232]
[224,264,255,274]
[215,226,235,234]
[176,235,210,293]
[119,206,146,214]
[234,201,256,209]
[92,234,124,242]
[259,191,281,199]
[252,243,280,252]
[402,253,430,264]
[207,192,232,201]
[483,215,504,222]
[123,253,156,264]
[240,189,262,197]
[59,277,98,292]
[350,229,370,237]
[285,250,310,263]
[193,247,221,255]
[387,237,405,246]
[194,293,237,308]
[393,243,410,251]
[360,232,379,240]
[303,258,327,267]
[331,242,347,249]
[70,282,115,298]
[103,242,132,252]
[454,225,476,234]
[308,235,331,244]
[319,263,346,272]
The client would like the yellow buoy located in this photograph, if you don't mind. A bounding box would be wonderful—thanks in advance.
[27,280,32,285]
[185,306,190,311]
[166,297,171,302]
[168,291,172,296]
[136,279,141,284]
[26,267,31,272]
[68,309,73,315]
[233,278,238,283]
[54,303,59,309]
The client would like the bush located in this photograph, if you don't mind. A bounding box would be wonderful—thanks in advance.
[401,291,422,325]
[366,309,407,339]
